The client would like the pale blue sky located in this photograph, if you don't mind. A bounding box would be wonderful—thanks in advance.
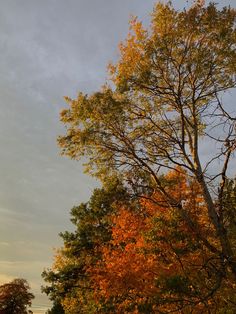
[0,1,235,312]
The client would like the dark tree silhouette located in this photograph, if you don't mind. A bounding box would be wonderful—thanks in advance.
[0,278,34,314]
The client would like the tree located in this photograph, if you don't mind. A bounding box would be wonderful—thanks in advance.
[43,172,236,313]
[91,171,236,313]
[58,1,236,282]
[0,278,34,314]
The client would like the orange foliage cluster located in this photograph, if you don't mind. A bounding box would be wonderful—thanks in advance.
[89,171,223,313]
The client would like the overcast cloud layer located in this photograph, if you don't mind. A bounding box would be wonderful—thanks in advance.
[0,1,235,312]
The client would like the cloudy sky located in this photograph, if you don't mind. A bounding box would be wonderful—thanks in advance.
[0,0,235,312]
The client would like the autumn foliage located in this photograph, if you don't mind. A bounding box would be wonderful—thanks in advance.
[43,171,236,313]
[0,279,34,314]
[90,171,234,313]
[44,1,236,313]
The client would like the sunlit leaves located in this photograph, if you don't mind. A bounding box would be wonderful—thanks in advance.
[90,172,236,313]
[49,1,236,313]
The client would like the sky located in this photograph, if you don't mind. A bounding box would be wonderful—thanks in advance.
[0,0,235,313]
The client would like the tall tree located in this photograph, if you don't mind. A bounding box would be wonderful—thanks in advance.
[0,278,34,314]
[58,1,236,280]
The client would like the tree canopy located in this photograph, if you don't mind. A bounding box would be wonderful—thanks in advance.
[58,0,236,279]
[91,172,236,313]
[0,278,34,314]
[43,173,236,313]
[44,1,236,313]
